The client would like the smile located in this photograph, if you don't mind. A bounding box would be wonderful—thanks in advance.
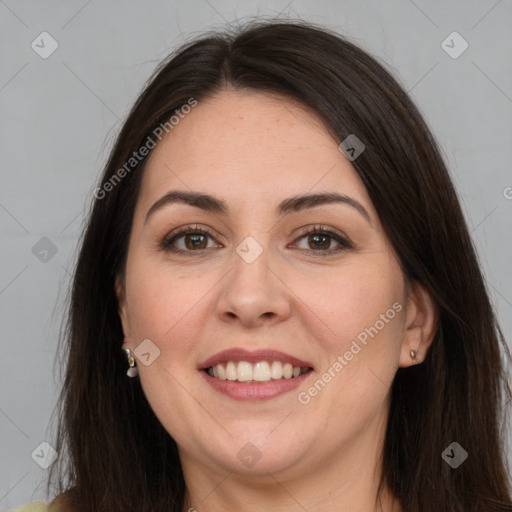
[205,360,312,382]
[199,347,314,400]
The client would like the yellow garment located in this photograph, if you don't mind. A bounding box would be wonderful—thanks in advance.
[10,502,49,512]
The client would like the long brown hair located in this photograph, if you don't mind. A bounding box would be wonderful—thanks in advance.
[46,19,512,512]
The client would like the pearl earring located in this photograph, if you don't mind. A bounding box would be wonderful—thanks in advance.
[124,348,138,378]
[410,349,418,360]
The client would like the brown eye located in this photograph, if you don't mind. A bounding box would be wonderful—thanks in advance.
[160,224,351,256]
[291,226,352,256]
[182,233,208,250]
[160,225,220,254]
[307,233,331,250]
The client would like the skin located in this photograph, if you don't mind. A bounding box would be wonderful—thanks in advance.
[116,89,437,512]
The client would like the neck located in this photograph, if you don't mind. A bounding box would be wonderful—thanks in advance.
[182,475,401,512]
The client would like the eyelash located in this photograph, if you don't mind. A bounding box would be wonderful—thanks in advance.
[160,224,352,257]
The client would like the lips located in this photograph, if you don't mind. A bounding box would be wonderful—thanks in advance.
[198,347,314,371]
[199,348,314,401]
[198,348,314,402]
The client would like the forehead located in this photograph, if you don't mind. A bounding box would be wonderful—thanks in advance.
[135,89,375,219]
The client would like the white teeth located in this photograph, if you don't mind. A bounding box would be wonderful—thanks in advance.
[253,361,271,381]
[206,360,309,382]
[237,361,253,381]
[271,361,283,379]
[226,361,237,380]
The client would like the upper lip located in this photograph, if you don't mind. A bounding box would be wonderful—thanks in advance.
[198,348,314,371]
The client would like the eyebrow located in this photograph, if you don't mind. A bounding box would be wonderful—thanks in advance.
[144,190,372,225]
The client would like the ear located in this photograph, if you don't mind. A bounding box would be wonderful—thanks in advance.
[115,274,131,351]
[398,281,438,368]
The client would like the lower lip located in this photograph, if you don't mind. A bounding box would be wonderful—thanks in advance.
[201,370,313,401]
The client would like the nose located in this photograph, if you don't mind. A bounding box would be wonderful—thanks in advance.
[215,244,292,328]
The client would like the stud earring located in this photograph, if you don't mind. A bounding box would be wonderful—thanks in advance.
[124,348,138,378]
[410,349,418,360]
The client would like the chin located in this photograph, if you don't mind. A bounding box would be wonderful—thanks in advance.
[208,427,314,476]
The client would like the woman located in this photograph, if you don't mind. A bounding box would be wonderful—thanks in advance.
[13,19,512,512]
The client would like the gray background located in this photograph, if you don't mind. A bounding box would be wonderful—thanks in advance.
[1,0,511,509]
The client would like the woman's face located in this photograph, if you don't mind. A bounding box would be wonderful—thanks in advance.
[116,89,425,481]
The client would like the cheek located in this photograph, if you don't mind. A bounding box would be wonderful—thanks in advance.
[292,260,404,350]
[124,242,404,366]
[292,259,404,411]
[123,260,217,356]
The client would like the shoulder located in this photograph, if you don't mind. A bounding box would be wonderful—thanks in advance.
[10,502,49,512]
[10,496,68,512]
